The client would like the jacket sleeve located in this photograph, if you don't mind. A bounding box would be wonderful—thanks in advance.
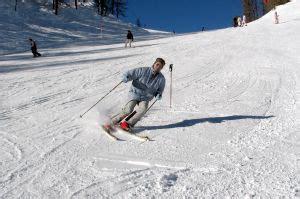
[123,67,143,81]
[156,77,166,96]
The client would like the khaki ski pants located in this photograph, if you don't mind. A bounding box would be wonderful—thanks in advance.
[125,39,133,48]
[111,100,149,126]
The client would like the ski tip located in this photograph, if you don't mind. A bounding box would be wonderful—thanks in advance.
[144,136,153,142]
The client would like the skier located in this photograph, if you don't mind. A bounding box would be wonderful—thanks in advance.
[237,16,242,27]
[125,30,134,48]
[29,38,41,57]
[104,58,166,131]
[274,8,279,24]
[242,15,247,26]
[233,17,238,27]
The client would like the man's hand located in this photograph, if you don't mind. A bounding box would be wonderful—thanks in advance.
[155,93,162,101]
[122,76,129,83]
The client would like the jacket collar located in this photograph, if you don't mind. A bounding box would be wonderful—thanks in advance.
[151,66,159,77]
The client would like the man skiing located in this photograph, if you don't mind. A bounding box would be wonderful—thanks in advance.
[125,30,134,48]
[29,38,41,57]
[104,58,166,131]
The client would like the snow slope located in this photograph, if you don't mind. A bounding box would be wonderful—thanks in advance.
[1,0,300,198]
[0,0,170,55]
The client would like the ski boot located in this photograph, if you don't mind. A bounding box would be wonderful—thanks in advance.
[119,121,131,132]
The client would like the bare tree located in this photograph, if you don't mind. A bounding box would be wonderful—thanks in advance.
[94,0,100,14]
[243,0,259,22]
[15,0,18,11]
[110,0,115,15]
[100,0,105,15]
[94,0,108,15]
[55,0,59,15]
[94,0,126,17]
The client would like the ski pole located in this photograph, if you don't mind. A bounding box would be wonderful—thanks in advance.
[80,81,122,118]
[146,99,158,114]
[169,64,173,108]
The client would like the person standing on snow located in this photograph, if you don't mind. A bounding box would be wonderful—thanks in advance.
[29,38,41,57]
[242,15,247,26]
[237,16,242,27]
[104,58,166,131]
[274,8,279,24]
[233,16,240,27]
[233,17,238,27]
[125,30,134,48]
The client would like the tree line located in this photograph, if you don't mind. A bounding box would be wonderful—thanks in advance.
[93,0,126,18]
[52,0,126,17]
[243,0,290,22]
[14,0,127,17]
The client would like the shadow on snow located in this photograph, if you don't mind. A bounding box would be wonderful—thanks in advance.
[136,115,274,132]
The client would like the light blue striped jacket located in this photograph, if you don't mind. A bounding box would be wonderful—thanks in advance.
[123,67,166,101]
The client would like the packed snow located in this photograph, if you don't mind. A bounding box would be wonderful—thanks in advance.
[1,0,300,198]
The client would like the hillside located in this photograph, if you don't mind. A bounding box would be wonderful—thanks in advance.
[0,0,170,55]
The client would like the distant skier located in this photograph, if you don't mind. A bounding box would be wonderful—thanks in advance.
[242,15,247,26]
[237,16,242,27]
[125,30,133,48]
[233,17,238,27]
[274,8,279,24]
[29,38,41,57]
[104,58,166,131]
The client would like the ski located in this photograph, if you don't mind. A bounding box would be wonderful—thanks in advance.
[100,123,151,142]
[101,125,119,141]
[116,127,151,142]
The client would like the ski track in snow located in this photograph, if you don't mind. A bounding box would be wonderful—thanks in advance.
[1,1,300,198]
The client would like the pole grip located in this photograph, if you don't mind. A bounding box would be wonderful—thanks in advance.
[169,64,173,108]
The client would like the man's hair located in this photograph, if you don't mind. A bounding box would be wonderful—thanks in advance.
[154,58,165,66]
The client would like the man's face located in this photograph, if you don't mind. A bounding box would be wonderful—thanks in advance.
[153,62,163,73]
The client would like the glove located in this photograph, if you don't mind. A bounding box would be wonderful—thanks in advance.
[155,93,162,101]
[122,76,129,83]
